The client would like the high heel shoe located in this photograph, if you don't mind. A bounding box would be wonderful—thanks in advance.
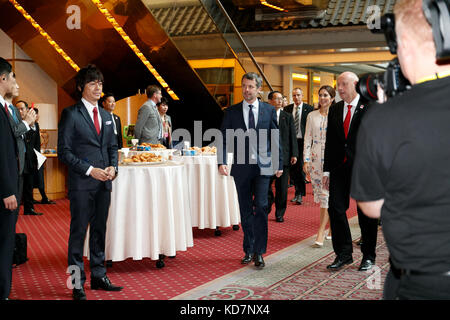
[312,241,323,248]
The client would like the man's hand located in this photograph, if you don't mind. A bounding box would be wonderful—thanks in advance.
[275,170,283,178]
[3,195,17,211]
[90,168,110,181]
[105,166,116,180]
[218,165,228,176]
[290,157,297,165]
[24,108,37,126]
[322,176,329,191]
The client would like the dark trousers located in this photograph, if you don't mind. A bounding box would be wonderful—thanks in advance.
[384,269,450,300]
[234,165,271,255]
[22,172,35,213]
[35,167,49,202]
[268,166,290,218]
[68,188,111,287]
[328,165,378,261]
[0,210,17,299]
[289,138,305,197]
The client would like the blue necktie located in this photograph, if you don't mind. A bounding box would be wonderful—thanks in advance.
[248,105,255,130]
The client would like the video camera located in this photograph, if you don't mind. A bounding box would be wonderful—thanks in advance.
[357,0,450,101]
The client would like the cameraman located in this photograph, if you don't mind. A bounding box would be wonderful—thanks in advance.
[351,0,450,299]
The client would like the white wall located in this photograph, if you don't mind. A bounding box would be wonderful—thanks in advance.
[0,28,58,129]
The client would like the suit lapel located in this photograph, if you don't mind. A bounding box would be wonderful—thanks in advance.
[347,100,365,138]
[334,102,346,140]
[77,102,101,143]
[236,103,247,130]
[256,103,265,129]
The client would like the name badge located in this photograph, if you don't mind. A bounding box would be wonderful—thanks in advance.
[105,121,112,125]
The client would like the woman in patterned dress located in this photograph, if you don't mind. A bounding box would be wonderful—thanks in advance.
[303,85,335,247]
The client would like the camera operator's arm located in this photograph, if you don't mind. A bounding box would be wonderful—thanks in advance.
[357,199,384,219]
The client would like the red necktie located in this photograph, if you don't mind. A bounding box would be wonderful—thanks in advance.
[93,107,100,135]
[343,105,352,163]
[343,105,352,138]
[4,103,9,116]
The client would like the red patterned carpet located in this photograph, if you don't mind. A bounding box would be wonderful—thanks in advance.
[10,184,368,300]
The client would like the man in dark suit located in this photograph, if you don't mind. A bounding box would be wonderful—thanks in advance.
[219,72,283,269]
[101,93,123,149]
[0,57,20,300]
[4,80,37,217]
[16,101,43,216]
[284,88,314,204]
[267,91,298,222]
[58,65,122,300]
[323,71,378,272]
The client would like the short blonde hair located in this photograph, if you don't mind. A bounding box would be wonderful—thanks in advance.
[394,0,434,50]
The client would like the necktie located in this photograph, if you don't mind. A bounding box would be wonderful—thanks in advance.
[8,105,18,123]
[294,106,300,137]
[4,103,8,116]
[343,105,352,138]
[93,107,100,135]
[248,105,255,129]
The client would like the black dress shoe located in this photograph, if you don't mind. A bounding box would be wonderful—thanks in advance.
[326,256,353,271]
[91,276,123,291]
[241,253,254,265]
[290,195,299,202]
[24,209,43,216]
[275,216,284,222]
[40,199,56,204]
[296,196,303,205]
[358,259,375,271]
[72,287,86,300]
[254,255,265,269]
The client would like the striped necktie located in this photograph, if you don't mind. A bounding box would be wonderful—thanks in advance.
[294,106,300,136]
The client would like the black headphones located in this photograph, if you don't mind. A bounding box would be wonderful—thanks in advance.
[422,0,450,63]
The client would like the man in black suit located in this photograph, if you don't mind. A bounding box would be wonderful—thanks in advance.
[4,80,37,217]
[323,71,378,272]
[219,72,283,269]
[284,88,314,204]
[0,57,20,300]
[101,93,123,149]
[267,91,298,222]
[16,101,43,216]
[58,65,122,300]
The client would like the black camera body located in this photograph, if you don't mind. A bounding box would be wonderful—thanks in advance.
[357,0,450,101]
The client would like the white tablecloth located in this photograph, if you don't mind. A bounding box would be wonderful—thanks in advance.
[85,163,194,261]
[177,155,241,229]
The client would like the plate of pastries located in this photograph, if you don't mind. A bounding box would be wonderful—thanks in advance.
[122,152,165,165]
[137,143,167,151]
[189,146,217,155]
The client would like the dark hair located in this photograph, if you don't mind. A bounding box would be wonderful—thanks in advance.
[15,100,29,109]
[99,92,114,105]
[75,64,104,94]
[146,85,161,99]
[156,96,168,107]
[318,85,336,99]
[268,91,282,100]
[0,57,12,78]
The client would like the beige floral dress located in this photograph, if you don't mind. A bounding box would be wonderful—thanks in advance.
[303,110,329,208]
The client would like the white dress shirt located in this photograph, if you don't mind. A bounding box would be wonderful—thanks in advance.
[242,99,259,130]
[276,108,281,125]
[82,98,102,176]
[342,94,360,123]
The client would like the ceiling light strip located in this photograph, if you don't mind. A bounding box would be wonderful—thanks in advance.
[260,1,288,12]
[90,0,179,100]
[9,0,80,72]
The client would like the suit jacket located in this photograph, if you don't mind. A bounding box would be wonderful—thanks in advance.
[284,102,314,140]
[57,101,118,194]
[220,101,283,177]
[112,113,123,149]
[6,104,27,175]
[323,97,370,172]
[278,109,299,167]
[23,124,41,174]
[0,107,19,211]
[134,100,162,144]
